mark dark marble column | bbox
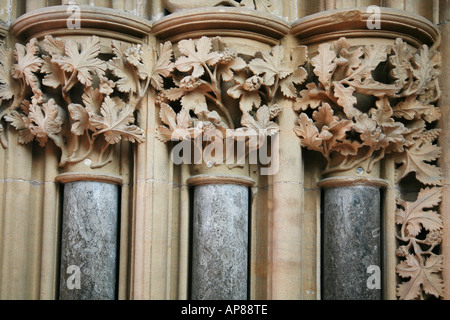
[320,179,385,300]
[188,175,253,300]
[59,180,119,300]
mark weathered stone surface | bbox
[191,184,248,300]
[59,181,119,300]
[322,185,381,300]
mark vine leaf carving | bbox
[395,187,442,238]
[11,39,43,95]
[249,45,292,86]
[52,36,106,87]
[156,102,192,142]
[0,46,20,101]
[68,103,92,136]
[4,101,34,144]
[396,254,443,300]
[108,41,140,94]
[89,96,145,144]
[175,36,222,78]
[28,98,65,147]
[394,137,442,185]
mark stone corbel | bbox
[292,8,443,300]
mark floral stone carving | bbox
[293,37,443,300]
[0,35,171,168]
[293,37,441,179]
[155,36,307,168]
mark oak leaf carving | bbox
[310,43,336,88]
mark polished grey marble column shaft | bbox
[59,181,119,300]
[322,185,381,300]
[191,184,249,300]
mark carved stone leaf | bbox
[294,83,325,112]
[89,96,145,144]
[381,121,408,153]
[11,38,43,93]
[41,55,65,89]
[395,187,442,237]
[227,73,261,113]
[395,139,442,185]
[370,96,393,123]
[28,99,65,146]
[389,38,413,86]
[310,42,337,87]
[68,103,91,135]
[82,87,103,114]
[4,102,34,144]
[175,37,222,78]
[0,46,20,100]
[217,52,246,82]
[348,77,399,97]
[312,103,339,128]
[323,119,355,155]
[53,36,106,87]
[280,67,307,99]
[411,45,436,94]
[248,45,291,86]
[360,44,389,78]
[396,254,444,300]
[293,113,322,152]
[156,102,192,142]
[150,41,175,90]
[354,114,381,148]
[241,105,279,134]
[180,91,209,115]
[108,41,139,93]
[333,82,359,118]
[393,95,440,123]
[42,35,65,57]
[338,46,364,77]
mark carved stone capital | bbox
[153,34,307,173]
[293,36,441,182]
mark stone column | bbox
[188,174,254,300]
[319,177,387,300]
[57,174,122,300]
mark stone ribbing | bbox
[191,183,249,300]
[322,185,381,300]
[59,181,119,300]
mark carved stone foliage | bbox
[155,36,307,167]
[395,187,444,300]
[292,37,443,300]
[293,37,441,178]
[0,35,170,168]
